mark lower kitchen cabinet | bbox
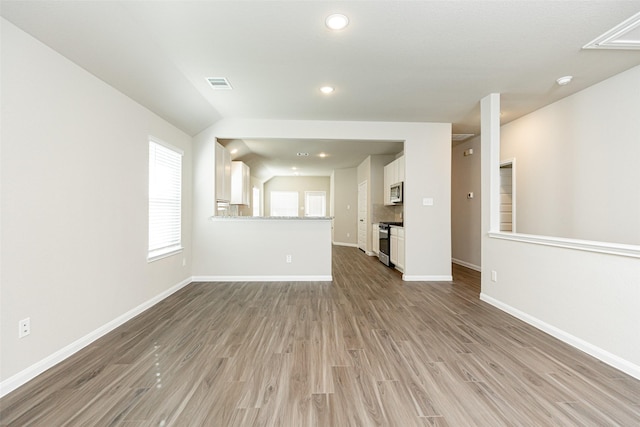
[390,226,405,271]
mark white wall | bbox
[451,137,482,270]
[480,68,640,379]
[332,168,358,246]
[500,66,640,246]
[193,219,332,280]
[192,119,452,280]
[0,20,193,390]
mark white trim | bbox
[480,293,640,380]
[488,231,640,259]
[147,246,183,263]
[0,277,192,398]
[333,241,358,248]
[148,135,184,156]
[192,275,332,282]
[402,275,453,282]
[451,258,481,272]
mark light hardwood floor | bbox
[2,246,639,426]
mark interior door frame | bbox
[357,180,368,252]
[500,158,516,233]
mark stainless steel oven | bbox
[378,222,402,267]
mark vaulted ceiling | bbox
[3,1,639,179]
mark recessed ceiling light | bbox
[319,153,327,158]
[325,14,349,30]
[230,148,238,154]
[292,166,297,170]
[320,86,335,94]
[556,75,573,86]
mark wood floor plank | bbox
[1,245,639,426]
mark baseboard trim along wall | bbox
[402,275,453,282]
[332,241,358,248]
[480,293,640,381]
[451,258,481,272]
[191,275,332,282]
[0,277,193,398]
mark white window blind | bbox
[305,191,326,217]
[270,191,298,217]
[148,139,183,261]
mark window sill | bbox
[488,232,640,259]
[148,246,183,263]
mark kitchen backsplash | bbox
[372,203,403,224]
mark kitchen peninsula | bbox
[195,216,333,281]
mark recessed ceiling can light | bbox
[325,14,349,30]
[320,86,335,94]
[319,153,327,158]
[556,75,573,86]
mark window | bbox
[148,138,183,261]
[305,191,326,217]
[270,191,298,217]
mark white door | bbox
[358,181,368,252]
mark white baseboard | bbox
[452,258,481,272]
[402,275,453,282]
[0,277,193,398]
[333,241,358,248]
[480,293,640,381]
[192,275,332,282]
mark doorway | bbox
[500,159,516,233]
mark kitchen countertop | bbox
[210,216,333,221]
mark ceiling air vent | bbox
[452,134,474,142]
[583,11,640,50]
[206,77,233,90]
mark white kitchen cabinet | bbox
[390,229,398,264]
[215,142,231,202]
[397,156,405,182]
[231,161,250,205]
[390,226,405,271]
[384,155,405,205]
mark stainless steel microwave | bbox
[390,182,403,204]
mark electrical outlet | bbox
[286,254,292,263]
[491,270,498,282]
[19,317,30,338]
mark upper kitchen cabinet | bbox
[384,155,405,205]
[215,142,231,202]
[231,161,251,205]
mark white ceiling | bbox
[2,1,640,180]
